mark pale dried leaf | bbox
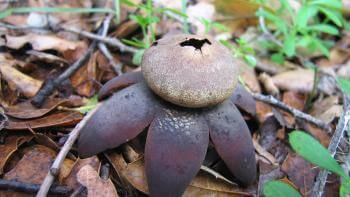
[0,64,42,98]
[77,165,119,197]
[272,69,314,93]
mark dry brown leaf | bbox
[281,91,306,125]
[240,64,261,93]
[258,161,284,194]
[256,101,273,123]
[5,111,83,130]
[310,96,339,116]
[4,145,73,184]
[317,105,343,124]
[253,138,278,166]
[0,64,42,98]
[63,156,100,190]
[71,51,102,97]
[77,165,119,197]
[272,69,314,93]
[5,34,85,54]
[0,136,32,175]
[214,0,259,33]
[120,158,248,196]
[303,123,330,147]
[281,153,318,196]
[5,98,68,119]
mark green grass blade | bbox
[0,7,114,19]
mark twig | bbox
[0,22,138,54]
[311,94,350,197]
[31,39,97,107]
[97,15,122,74]
[60,25,138,53]
[36,103,102,197]
[252,93,332,132]
[0,179,71,195]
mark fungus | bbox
[142,34,239,108]
[78,34,257,196]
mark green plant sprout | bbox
[221,38,257,67]
[264,130,350,197]
[256,0,348,64]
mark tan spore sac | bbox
[141,34,239,108]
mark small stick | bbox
[0,22,137,54]
[61,25,138,53]
[31,41,97,107]
[97,14,122,74]
[311,95,350,197]
[252,93,332,132]
[36,104,102,197]
[0,179,71,195]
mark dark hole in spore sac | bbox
[179,38,211,51]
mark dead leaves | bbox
[4,145,73,184]
[0,136,32,174]
[77,165,119,197]
[0,64,42,98]
[272,69,315,93]
[5,98,68,119]
[5,34,86,57]
[6,111,82,130]
[112,157,250,196]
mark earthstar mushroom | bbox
[78,34,257,197]
[142,34,239,108]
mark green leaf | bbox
[129,14,148,26]
[132,49,145,65]
[337,76,350,95]
[121,0,138,7]
[243,55,257,67]
[295,6,311,29]
[263,181,301,197]
[340,180,350,197]
[289,131,347,178]
[312,38,330,57]
[114,0,121,24]
[283,33,295,57]
[212,22,229,32]
[0,7,114,19]
[310,0,343,10]
[318,7,342,27]
[121,38,145,48]
[307,24,339,35]
[74,95,99,114]
[271,53,285,64]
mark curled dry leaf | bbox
[0,64,42,98]
[253,137,278,166]
[4,145,74,184]
[5,111,83,130]
[63,156,100,190]
[0,136,32,174]
[77,165,119,197]
[119,158,249,196]
[5,34,85,54]
[272,69,314,93]
[5,98,68,119]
